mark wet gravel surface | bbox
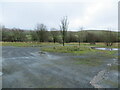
[2,46,118,88]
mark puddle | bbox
[107,63,112,66]
[91,47,119,51]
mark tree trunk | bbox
[54,38,56,44]
[79,41,80,46]
[63,38,64,46]
[63,40,64,46]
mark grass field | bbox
[1,42,118,47]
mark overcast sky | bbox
[0,0,119,31]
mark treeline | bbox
[1,25,119,46]
[1,16,119,46]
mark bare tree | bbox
[60,16,69,46]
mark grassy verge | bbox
[42,46,91,54]
[1,42,118,48]
[65,43,118,48]
[42,45,117,56]
[1,42,59,47]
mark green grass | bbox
[65,43,118,48]
[42,45,117,56]
[1,42,59,47]
[1,42,118,48]
[42,46,91,54]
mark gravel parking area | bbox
[2,46,118,88]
